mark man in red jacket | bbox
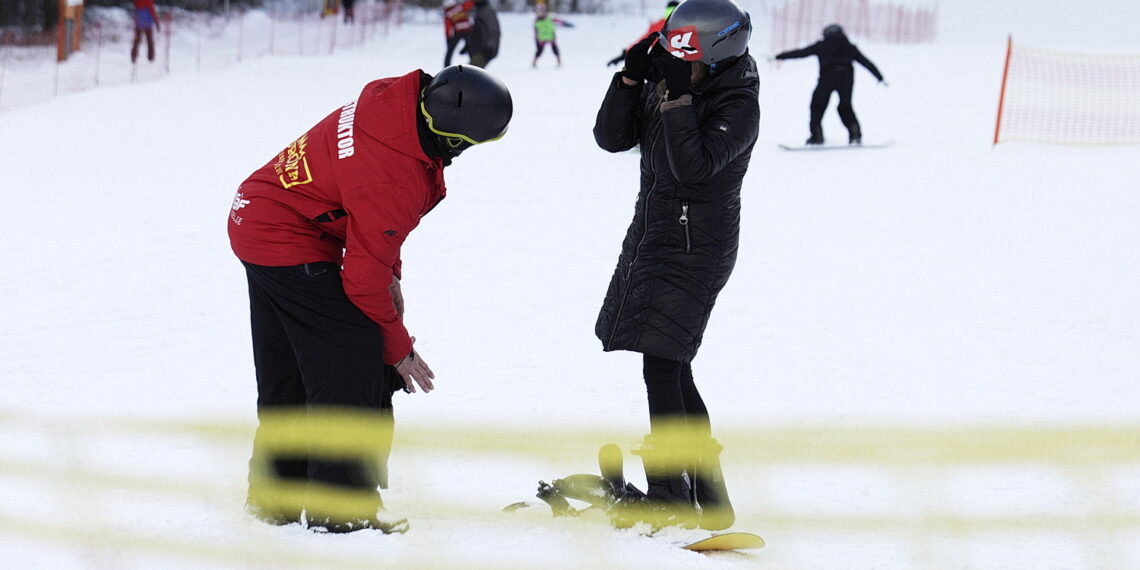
[229,65,512,533]
[443,0,474,67]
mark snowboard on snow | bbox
[682,531,765,551]
[502,443,765,552]
[779,140,893,151]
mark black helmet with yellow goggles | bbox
[420,65,513,158]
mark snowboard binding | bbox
[528,440,734,531]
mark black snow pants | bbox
[809,66,862,142]
[242,261,398,522]
[444,33,468,67]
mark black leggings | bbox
[642,354,710,436]
[535,41,560,59]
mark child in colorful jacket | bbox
[532,3,573,68]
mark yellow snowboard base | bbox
[682,531,765,552]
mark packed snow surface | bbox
[2,1,1139,568]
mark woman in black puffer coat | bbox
[594,56,759,365]
[592,0,759,531]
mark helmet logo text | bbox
[666,26,702,61]
[718,20,742,37]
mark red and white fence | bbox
[768,0,938,54]
[993,37,1140,146]
[0,1,400,113]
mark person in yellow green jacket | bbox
[532,3,573,68]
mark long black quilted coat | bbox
[593,56,760,363]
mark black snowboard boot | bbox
[609,435,698,529]
[692,437,735,530]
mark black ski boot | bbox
[303,487,409,534]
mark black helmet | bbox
[420,65,513,147]
[822,23,845,38]
[659,0,751,65]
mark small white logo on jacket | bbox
[230,190,251,225]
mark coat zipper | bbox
[680,201,691,254]
[607,112,662,348]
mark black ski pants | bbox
[643,354,711,437]
[243,261,397,519]
[809,67,862,141]
[444,33,468,67]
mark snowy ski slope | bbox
[2,2,1139,568]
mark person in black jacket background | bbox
[776,23,886,145]
[592,0,759,531]
[466,0,500,68]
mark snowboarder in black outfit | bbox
[592,0,758,531]
[775,24,885,145]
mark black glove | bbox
[621,35,656,83]
[606,51,626,67]
[653,51,692,99]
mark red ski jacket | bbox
[228,70,446,365]
[444,1,475,38]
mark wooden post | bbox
[56,0,85,62]
[993,36,1013,146]
[0,31,9,109]
[163,12,172,74]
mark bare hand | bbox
[394,337,434,393]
